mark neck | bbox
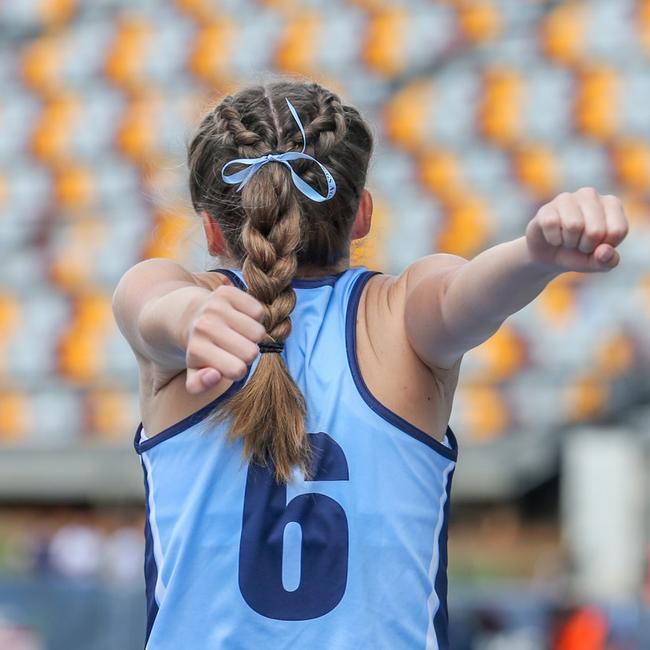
[294,258,351,279]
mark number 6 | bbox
[238,432,349,620]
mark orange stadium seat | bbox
[85,389,139,441]
[0,294,22,377]
[540,1,588,66]
[436,193,493,259]
[456,0,501,45]
[142,206,195,261]
[30,94,81,163]
[56,293,114,383]
[0,391,30,443]
[114,93,163,163]
[611,140,650,190]
[362,8,409,77]
[21,35,65,94]
[595,331,636,378]
[478,67,525,146]
[419,149,463,201]
[105,18,154,90]
[512,144,562,200]
[384,81,435,152]
[456,383,511,442]
[37,0,77,27]
[573,65,620,141]
[53,164,95,209]
[565,372,610,422]
[275,12,323,74]
[471,325,529,382]
[535,273,581,328]
[188,19,238,83]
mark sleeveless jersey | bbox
[133,266,458,650]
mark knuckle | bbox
[208,292,228,311]
[213,285,235,303]
[564,219,583,233]
[540,210,560,227]
[584,227,605,241]
[192,315,211,335]
[577,186,599,198]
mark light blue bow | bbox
[221,98,337,203]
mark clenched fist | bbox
[185,284,267,394]
[526,187,629,273]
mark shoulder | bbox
[364,254,467,317]
[112,260,229,315]
[361,255,467,379]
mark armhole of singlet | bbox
[345,270,458,462]
[133,364,252,454]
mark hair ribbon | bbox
[221,99,337,203]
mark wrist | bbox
[517,235,565,278]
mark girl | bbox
[112,80,628,650]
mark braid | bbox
[303,88,347,157]
[211,106,310,482]
[240,169,301,342]
[188,79,374,483]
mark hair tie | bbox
[221,98,337,203]
[258,341,284,354]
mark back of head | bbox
[187,80,374,483]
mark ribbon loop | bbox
[221,99,337,203]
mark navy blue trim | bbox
[141,459,159,645]
[345,271,459,462]
[133,365,251,454]
[208,268,247,290]
[290,270,348,288]
[433,467,455,649]
[208,267,350,289]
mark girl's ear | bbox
[351,189,372,240]
[200,211,229,256]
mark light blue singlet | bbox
[134,265,458,650]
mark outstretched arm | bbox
[112,258,266,394]
[403,188,629,370]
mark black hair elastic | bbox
[258,341,284,354]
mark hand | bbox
[525,187,628,273]
[185,285,266,394]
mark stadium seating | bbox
[1,0,649,454]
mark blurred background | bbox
[1,0,650,648]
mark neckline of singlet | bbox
[208,267,350,289]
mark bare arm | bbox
[112,258,266,393]
[403,188,629,370]
[112,258,212,368]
